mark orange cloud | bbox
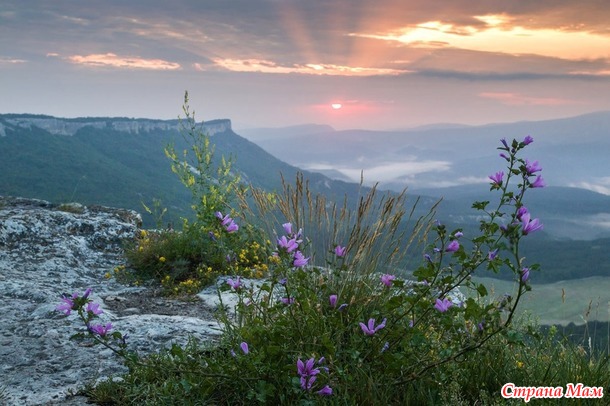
[212,58,406,76]
[479,92,576,106]
[353,15,610,60]
[67,53,181,70]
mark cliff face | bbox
[0,115,232,137]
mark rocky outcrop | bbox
[0,115,232,137]
[0,197,223,405]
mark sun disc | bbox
[331,103,342,109]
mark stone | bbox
[0,197,221,405]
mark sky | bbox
[2,0,610,130]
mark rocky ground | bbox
[0,197,223,405]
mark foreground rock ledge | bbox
[0,197,221,405]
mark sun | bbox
[331,103,342,110]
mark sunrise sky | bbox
[2,0,610,129]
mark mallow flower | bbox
[489,171,504,186]
[334,245,347,257]
[434,298,453,313]
[240,342,249,354]
[282,222,293,235]
[525,159,542,175]
[488,249,499,260]
[293,251,309,267]
[381,274,395,287]
[520,212,543,235]
[329,294,338,308]
[359,318,387,336]
[317,385,333,396]
[523,135,534,145]
[226,276,242,290]
[86,302,103,316]
[445,240,460,252]
[521,267,530,283]
[277,236,299,253]
[89,322,113,336]
[530,175,545,188]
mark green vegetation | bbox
[54,109,610,405]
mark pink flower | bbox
[359,318,387,336]
[293,251,309,267]
[227,277,242,290]
[277,236,299,253]
[445,240,460,252]
[530,175,545,188]
[86,302,103,316]
[380,274,395,287]
[333,245,347,257]
[89,322,113,336]
[434,298,453,313]
[240,342,249,354]
[521,212,543,235]
[489,171,504,186]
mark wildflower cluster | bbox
[58,135,547,404]
[56,288,129,359]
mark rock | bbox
[0,197,221,405]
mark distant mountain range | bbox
[239,111,610,196]
[1,112,609,283]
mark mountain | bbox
[2,113,610,283]
[0,114,422,227]
[238,111,610,195]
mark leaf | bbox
[476,283,488,297]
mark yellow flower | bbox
[140,230,148,238]
[516,361,524,368]
[159,256,166,263]
[139,246,144,252]
[104,272,112,279]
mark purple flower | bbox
[521,212,543,235]
[282,222,293,235]
[301,376,317,391]
[488,249,499,260]
[359,318,387,336]
[280,297,295,305]
[516,206,529,220]
[424,253,432,263]
[525,159,542,175]
[240,341,249,354]
[454,231,464,238]
[224,220,239,233]
[337,303,348,311]
[208,231,217,241]
[278,277,287,286]
[82,288,92,299]
[86,302,103,316]
[227,276,242,290]
[445,240,460,252]
[530,175,545,188]
[500,152,510,161]
[329,294,338,308]
[293,251,309,267]
[297,358,320,376]
[317,385,333,396]
[277,236,299,253]
[334,245,347,257]
[434,298,453,313]
[489,171,504,186]
[89,322,112,336]
[521,267,530,283]
[56,296,76,315]
[381,274,395,287]
[523,135,534,145]
[500,138,509,149]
